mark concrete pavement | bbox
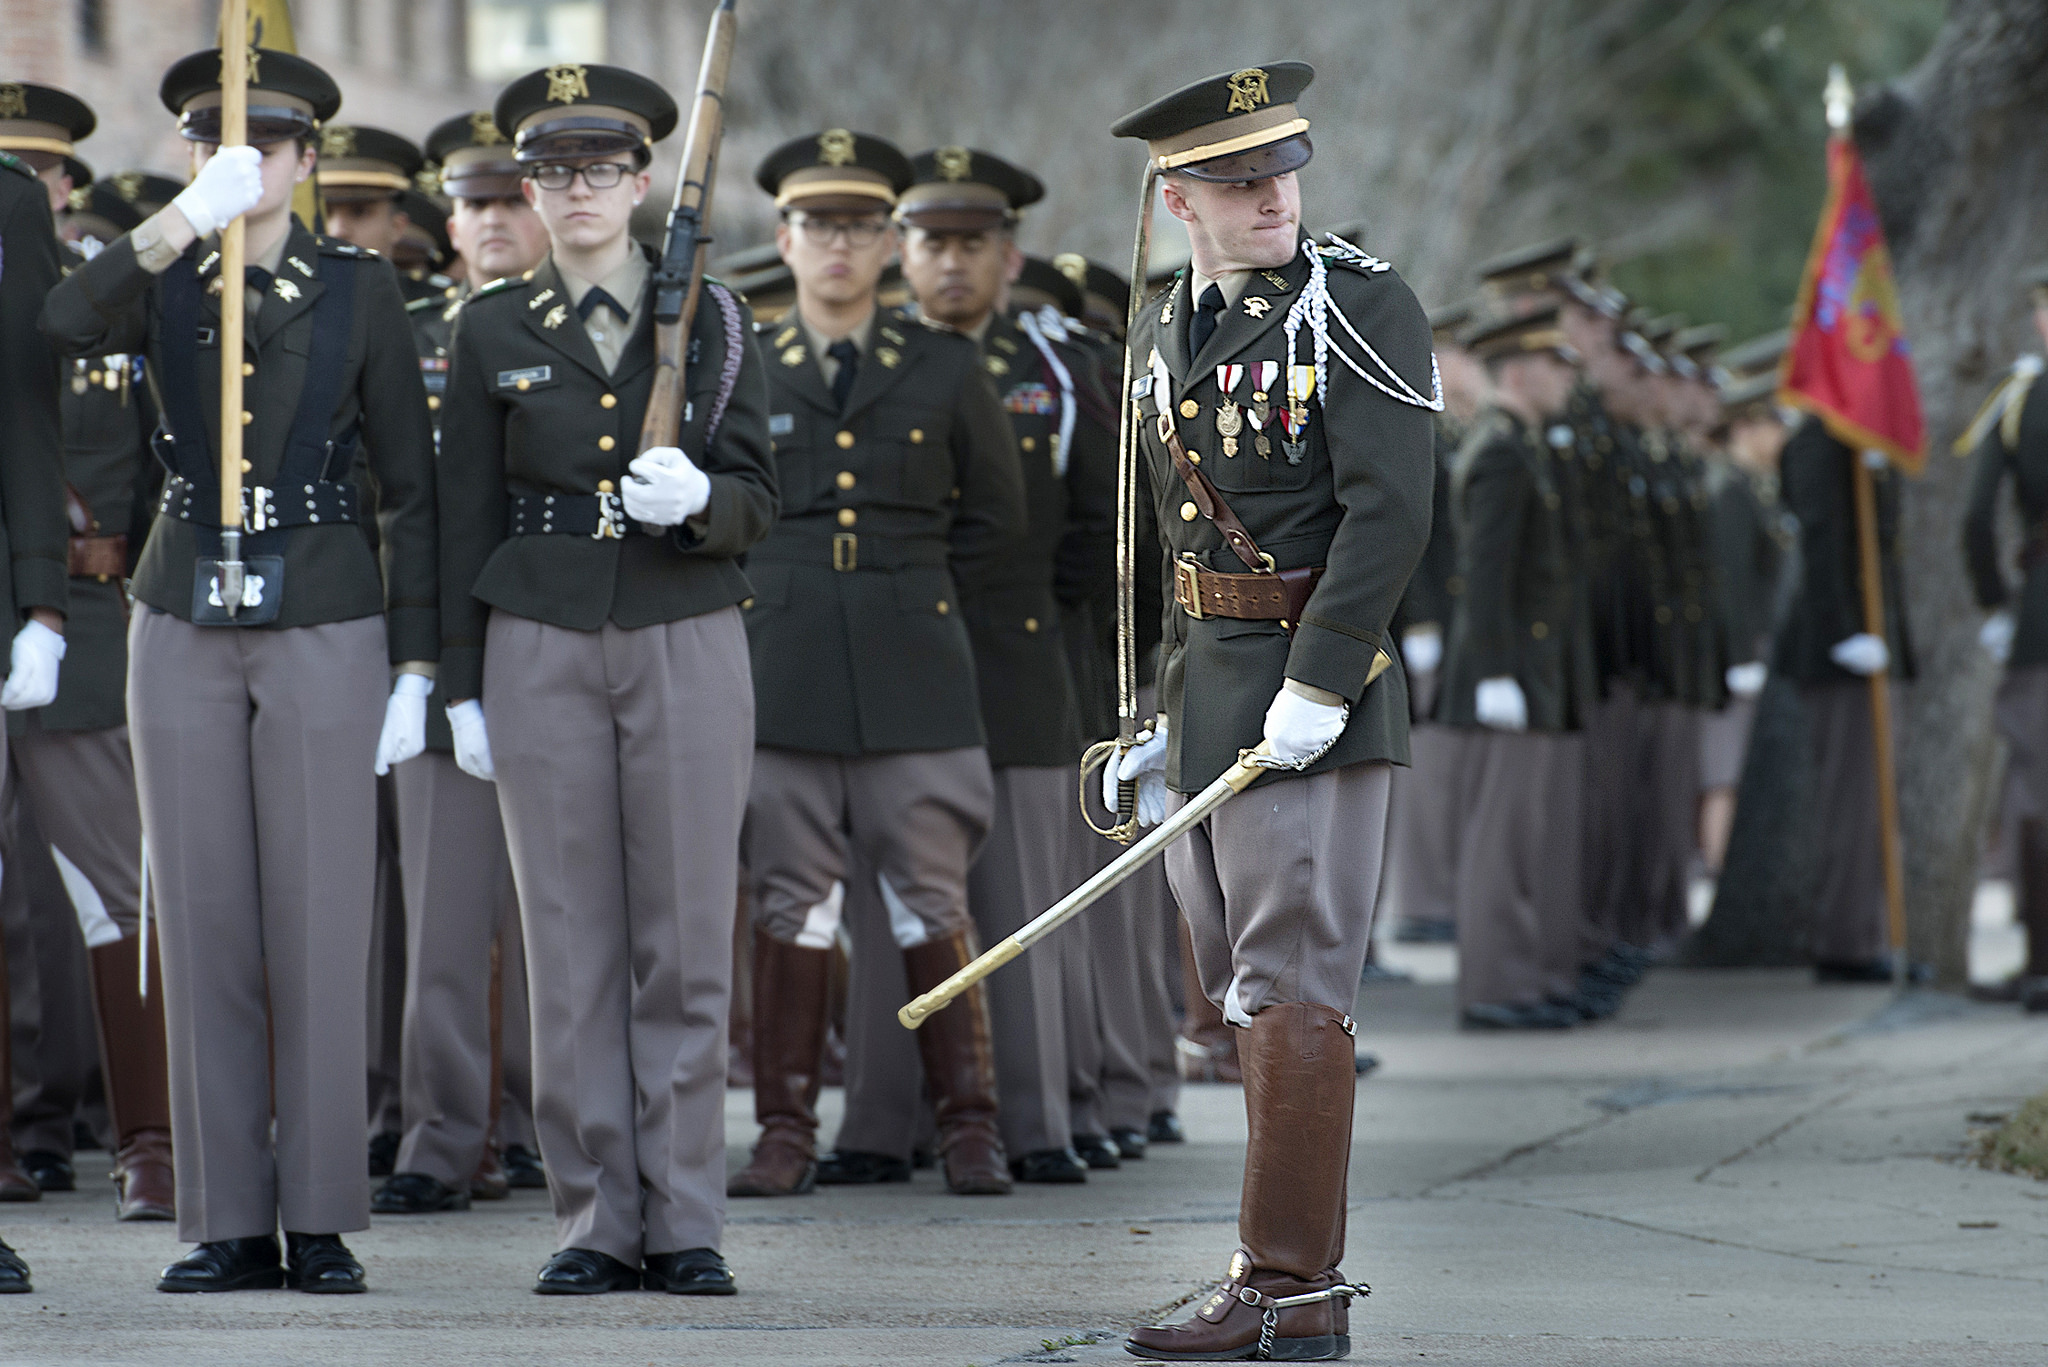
[2,969,2043,1366]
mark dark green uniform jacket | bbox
[1964,369,2048,668]
[1392,415,1459,641]
[411,285,462,749]
[1439,409,1596,732]
[437,248,779,703]
[1773,415,1913,685]
[961,308,1115,769]
[0,156,72,636]
[1566,383,1644,692]
[744,305,1025,757]
[1708,458,1789,668]
[16,242,160,737]
[1132,241,1435,792]
[41,220,438,663]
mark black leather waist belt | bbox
[750,534,950,573]
[507,491,645,540]
[159,475,358,532]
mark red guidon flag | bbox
[1779,132,1926,473]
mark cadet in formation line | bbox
[0,44,2036,1365]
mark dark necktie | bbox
[1189,283,1225,359]
[578,286,628,322]
[828,338,859,409]
[244,266,274,303]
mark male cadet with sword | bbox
[42,39,438,1294]
[0,83,175,1220]
[905,62,1435,1359]
[373,110,553,1216]
[730,130,1025,1201]
[438,24,777,1292]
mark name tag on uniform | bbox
[769,413,794,437]
[495,365,551,390]
[1130,375,1153,401]
[195,326,217,346]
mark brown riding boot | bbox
[2018,819,2048,1013]
[0,931,42,1203]
[1175,918,1241,1083]
[87,937,175,1221]
[903,933,1011,1195]
[1128,1001,1364,1362]
[727,930,832,1196]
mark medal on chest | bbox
[1244,361,1278,459]
[1282,364,1315,465]
[1214,364,1244,456]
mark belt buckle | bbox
[833,531,858,572]
[1175,554,1204,619]
[240,485,274,534]
[592,491,627,540]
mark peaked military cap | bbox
[1427,299,1476,344]
[1112,61,1313,182]
[0,82,94,172]
[161,47,341,144]
[1463,305,1574,364]
[314,125,423,203]
[755,130,913,212]
[1719,329,1789,382]
[1475,237,1580,299]
[1011,256,1086,319]
[1675,323,1726,364]
[897,147,1041,231]
[1719,372,1786,421]
[494,63,677,166]
[1053,252,1129,334]
[426,109,522,200]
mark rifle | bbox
[637,0,739,456]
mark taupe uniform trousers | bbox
[1996,665,2048,818]
[1803,681,1889,964]
[392,750,533,1184]
[485,608,752,1265]
[1166,762,1391,1021]
[1385,723,1467,935]
[129,610,386,1242]
[1449,730,1585,1009]
[1583,693,1697,957]
[832,858,925,1160]
[1071,771,1163,1138]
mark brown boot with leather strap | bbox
[727,930,833,1197]
[903,933,1012,1195]
[1128,1001,1365,1361]
[87,937,176,1221]
[0,936,43,1204]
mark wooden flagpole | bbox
[216,1,250,614]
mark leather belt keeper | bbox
[68,534,127,580]
[1175,556,1324,626]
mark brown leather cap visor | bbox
[1172,132,1312,184]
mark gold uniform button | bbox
[87,369,101,384]
[600,393,617,409]
[427,395,441,411]
[837,508,857,527]
[1655,606,1674,624]
[1180,501,1198,522]
[598,480,615,493]
[1024,617,1039,633]
[836,430,856,449]
[1531,622,1549,639]
[241,410,253,425]
[909,428,925,444]
[1021,436,1037,452]
[516,377,531,391]
[97,574,110,583]
[241,362,255,377]
[836,471,856,490]
[1179,399,1200,419]
[741,597,755,609]
[240,459,252,473]
[936,600,950,614]
[598,435,615,451]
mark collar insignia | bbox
[1261,270,1291,292]
[876,345,901,369]
[780,344,806,366]
[1243,296,1272,319]
[542,302,568,329]
[528,287,556,311]
[774,326,799,348]
[288,255,314,277]
[274,277,301,302]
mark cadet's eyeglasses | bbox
[789,213,888,247]
[529,162,633,192]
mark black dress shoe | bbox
[503,1144,547,1189]
[1110,1127,1148,1161]
[157,1236,284,1293]
[372,1171,471,1214]
[1355,1050,1381,1077]
[643,1247,735,1295]
[0,1240,29,1294]
[21,1151,74,1193]
[284,1233,365,1294]
[534,1247,639,1295]
[1461,1001,1578,1031]
[1009,1148,1087,1183]
[366,1131,400,1178]
[1147,1111,1185,1144]
[1393,917,1457,944]
[1072,1133,1120,1170]
[814,1149,911,1185]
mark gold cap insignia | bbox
[217,47,262,87]
[1053,252,1088,286]
[415,165,442,195]
[933,146,972,182]
[544,63,590,106]
[67,185,90,211]
[320,125,355,159]
[817,128,856,167]
[469,110,506,146]
[1225,68,1271,114]
[113,170,145,202]
[0,84,25,120]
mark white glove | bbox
[447,699,496,783]
[1263,684,1349,766]
[172,145,264,238]
[373,673,433,776]
[1474,675,1528,731]
[1400,625,1443,677]
[1725,661,1768,699]
[1830,633,1890,677]
[1105,720,1170,829]
[621,446,711,528]
[1981,609,2016,664]
[0,620,65,711]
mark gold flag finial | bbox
[1824,64,1853,133]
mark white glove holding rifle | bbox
[622,446,710,528]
